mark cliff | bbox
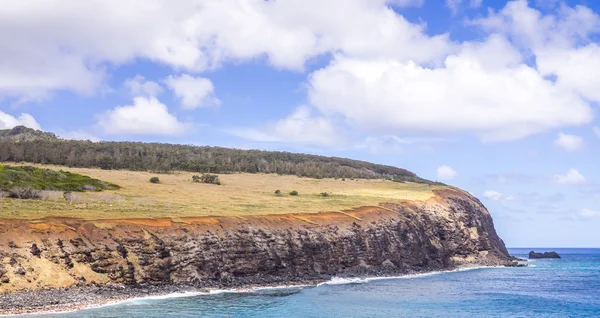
[0,188,509,313]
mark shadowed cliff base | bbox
[0,188,509,314]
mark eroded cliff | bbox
[0,188,508,312]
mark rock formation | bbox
[0,188,509,313]
[529,251,561,259]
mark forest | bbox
[0,126,433,182]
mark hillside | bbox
[0,163,444,220]
[0,127,429,181]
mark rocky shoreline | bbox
[1,264,505,316]
[0,189,511,315]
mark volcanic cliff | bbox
[0,188,509,313]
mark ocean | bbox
[38,248,600,317]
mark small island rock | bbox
[529,251,561,259]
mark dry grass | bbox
[0,163,445,220]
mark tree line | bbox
[0,127,430,182]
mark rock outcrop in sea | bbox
[0,188,510,314]
[529,251,561,259]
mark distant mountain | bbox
[0,126,58,142]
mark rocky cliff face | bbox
[0,188,508,296]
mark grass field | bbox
[0,163,445,220]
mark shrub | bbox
[199,173,221,185]
[8,187,41,199]
[289,190,299,196]
[150,177,160,184]
[320,192,329,197]
[274,190,282,196]
[192,175,201,183]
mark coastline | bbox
[0,265,503,316]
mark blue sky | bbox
[1,0,600,247]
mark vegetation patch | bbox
[192,174,221,185]
[149,177,160,184]
[0,165,119,193]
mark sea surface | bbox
[38,248,600,317]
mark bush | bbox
[289,190,299,196]
[199,173,221,185]
[274,189,282,196]
[8,187,41,199]
[192,175,201,183]
[150,177,160,184]
[320,192,329,197]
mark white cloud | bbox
[0,0,452,101]
[4,0,600,146]
[57,130,101,142]
[97,96,189,136]
[483,190,515,202]
[554,168,586,185]
[308,51,592,141]
[358,135,444,154]
[0,111,41,130]
[554,132,584,151]
[164,74,220,109]
[229,107,340,147]
[580,209,600,218]
[594,126,600,138]
[437,165,457,180]
[124,75,163,97]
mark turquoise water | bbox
[46,248,600,317]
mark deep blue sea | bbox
[40,248,600,317]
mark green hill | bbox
[0,127,431,182]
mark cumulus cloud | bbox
[437,165,457,180]
[97,97,189,136]
[483,190,515,202]
[124,75,163,97]
[4,0,600,146]
[594,126,600,138]
[554,169,586,185]
[0,0,451,101]
[554,132,584,151]
[229,107,340,147]
[308,39,592,142]
[0,111,41,130]
[164,74,220,109]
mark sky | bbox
[1,0,600,247]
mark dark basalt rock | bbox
[0,189,511,314]
[529,251,561,259]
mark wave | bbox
[4,266,508,316]
[318,265,506,286]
